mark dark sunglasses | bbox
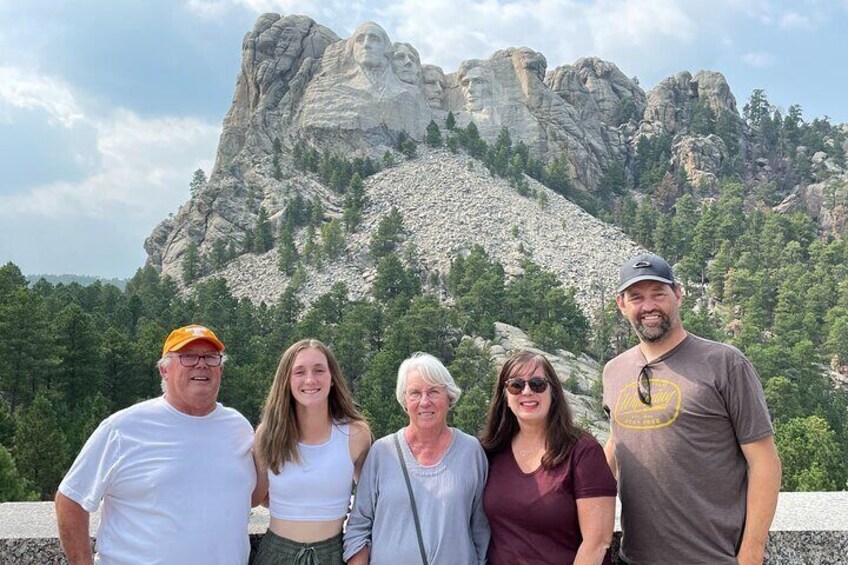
[637,365,651,405]
[505,377,549,395]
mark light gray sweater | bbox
[343,428,490,565]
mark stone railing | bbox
[1,492,845,564]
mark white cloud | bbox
[742,51,775,68]
[0,110,219,219]
[0,66,84,127]
[779,11,813,30]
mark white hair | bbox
[395,352,462,407]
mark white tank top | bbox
[268,422,355,521]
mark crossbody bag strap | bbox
[394,432,429,565]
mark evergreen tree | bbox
[54,304,102,409]
[343,173,368,232]
[425,120,442,147]
[542,156,573,197]
[210,239,229,270]
[446,111,456,131]
[0,289,56,410]
[776,416,844,491]
[277,223,299,275]
[13,392,69,499]
[369,207,406,260]
[400,138,418,159]
[372,253,419,303]
[321,219,345,259]
[597,162,626,199]
[100,327,144,410]
[689,99,717,135]
[189,168,207,200]
[253,207,274,253]
[182,241,200,285]
[0,446,36,502]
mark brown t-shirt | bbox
[602,334,774,565]
[483,434,617,565]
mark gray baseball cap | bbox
[617,253,675,293]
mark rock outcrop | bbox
[672,134,727,188]
[145,13,757,317]
[185,148,641,314]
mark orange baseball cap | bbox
[162,325,225,356]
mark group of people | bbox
[55,252,781,565]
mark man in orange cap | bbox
[55,324,256,565]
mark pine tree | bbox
[189,168,207,200]
[0,446,36,502]
[0,288,56,410]
[13,392,70,499]
[343,173,368,232]
[425,120,442,147]
[446,111,456,131]
[54,304,102,409]
[182,241,200,285]
[369,207,406,260]
[277,223,299,275]
[321,219,345,259]
[253,207,274,253]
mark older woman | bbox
[480,350,616,565]
[344,353,490,565]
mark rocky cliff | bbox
[144,13,773,312]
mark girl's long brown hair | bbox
[256,339,364,474]
[479,350,584,469]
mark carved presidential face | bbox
[516,48,546,81]
[352,22,390,70]
[460,66,492,112]
[421,65,445,109]
[392,43,422,85]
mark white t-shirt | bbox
[59,396,256,565]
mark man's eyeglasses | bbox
[505,377,549,395]
[405,388,445,402]
[637,365,651,405]
[177,353,223,367]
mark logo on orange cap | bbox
[162,325,225,356]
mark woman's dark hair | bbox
[479,350,584,469]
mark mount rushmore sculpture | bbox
[213,13,737,193]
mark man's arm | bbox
[55,492,93,565]
[737,436,781,565]
[603,431,618,480]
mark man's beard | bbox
[633,311,673,343]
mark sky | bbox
[1,0,847,279]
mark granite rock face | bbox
[672,134,727,189]
[145,13,750,318]
[185,148,642,316]
[776,173,848,237]
[642,70,737,135]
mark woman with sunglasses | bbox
[252,339,371,565]
[480,350,616,565]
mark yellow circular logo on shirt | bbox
[613,379,681,430]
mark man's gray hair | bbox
[395,352,462,407]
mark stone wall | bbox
[2,493,845,564]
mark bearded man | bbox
[602,253,781,565]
